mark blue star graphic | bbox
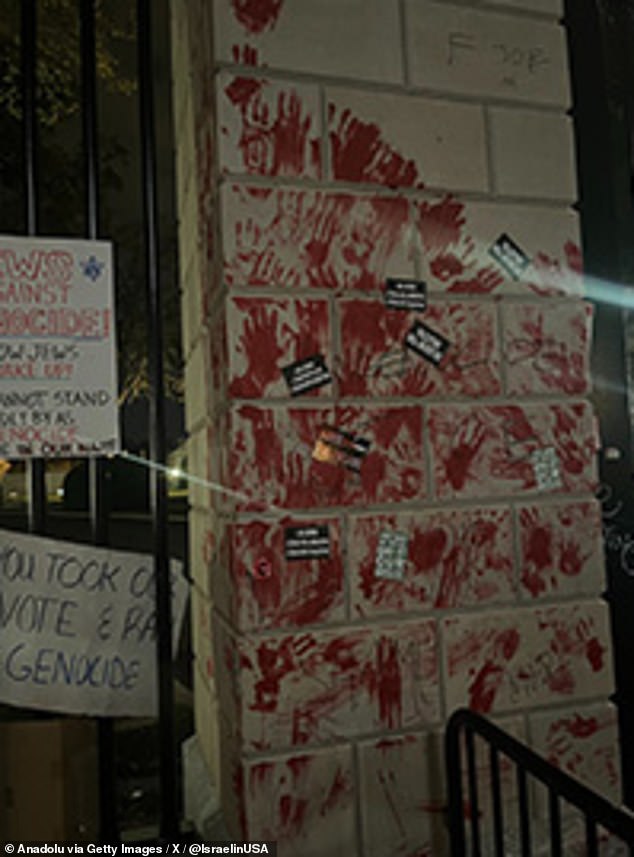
[81,255,105,282]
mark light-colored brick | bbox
[228,516,345,630]
[405,0,570,106]
[227,296,333,400]
[416,196,582,296]
[517,500,604,599]
[238,620,441,750]
[443,602,614,713]
[244,747,356,857]
[358,733,447,857]
[213,0,402,84]
[222,183,415,291]
[327,87,488,192]
[185,335,209,431]
[502,300,593,396]
[192,583,215,681]
[486,0,562,15]
[530,704,621,803]
[217,72,322,179]
[428,401,598,500]
[189,506,215,596]
[337,297,501,398]
[228,403,426,511]
[489,107,577,201]
[348,507,515,617]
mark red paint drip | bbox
[330,108,419,188]
[376,636,402,728]
[468,629,520,713]
[279,794,308,833]
[586,637,605,672]
[320,768,350,816]
[231,0,284,34]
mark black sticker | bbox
[282,354,332,396]
[384,278,427,311]
[404,321,451,367]
[284,525,331,561]
[489,233,531,281]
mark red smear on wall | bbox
[279,794,308,833]
[231,301,285,396]
[319,768,350,816]
[417,197,505,293]
[252,638,297,712]
[586,637,605,672]
[375,637,402,728]
[231,0,284,34]
[329,106,419,188]
[225,78,319,177]
[468,629,520,712]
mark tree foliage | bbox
[0,0,182,406]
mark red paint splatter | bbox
[521,523,553,596]
[278,794,308,833]
[225,76,264,107]
[249,761,274,788]
[547,664,574,695]
[445,434,486,491]
[376,636,402,728]
[468,629,520,713]
[231,44,260,65]
[417,197,506,293]
[232,406,284,507]
[329,106,419,188]
[418,196,465,252]
[251,638,296,712]
[230,300,285,396]
[564,715,599,739]
[225,78,319,177]
[286,756,311,782]
[565,240,583,274]
[586,637,605,672]
[560,541,583,577]
[319,768,350,816]
[231,0,284,34]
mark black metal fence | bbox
[11,0,177,840]
[445,708,634,856]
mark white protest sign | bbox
[0,529,188,717]
[0,235,119,458]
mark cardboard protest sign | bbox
[0,529,188,717]
[0,235,119,458]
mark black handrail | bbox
[445,707,634,856]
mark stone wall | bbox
[171,1,620,854]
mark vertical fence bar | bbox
[466,729,482,857]
[137,0,178,839]
[489,746,505,857]
[79,0,117,841]
[549,789,562,857]
[21,0,46,533]
[585,815,599,857]
[517,766,531,857]
[445,715,468,857]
